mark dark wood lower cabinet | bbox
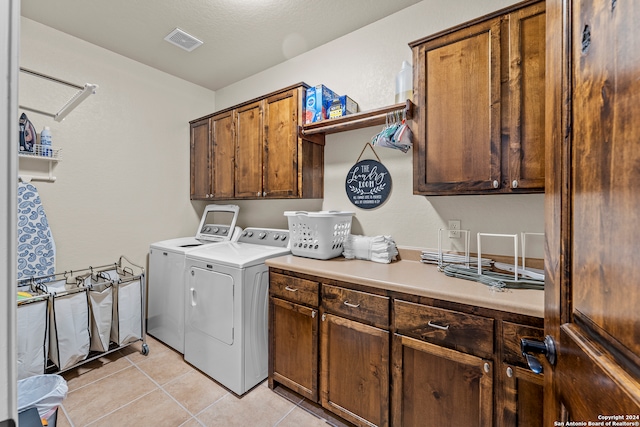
[320,313,390,427]
[268,267,544,427]
[500,364,544,427]
[269,297,318,402]
[392,334,493,427]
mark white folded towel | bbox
[343,234,398,264]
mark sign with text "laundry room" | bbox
[345,159,392,209]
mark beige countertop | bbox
[266,254,544,318]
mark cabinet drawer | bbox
[322,284,389,329]
[394,299,494,357]
[270,272,319,307]
[502,321,544,367]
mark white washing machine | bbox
[183,227,290,395]
[147,204,240,353]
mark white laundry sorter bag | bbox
[45,280,90,371]
[110,270,143,346]
[81,273,114,353]
[16,291,49,380]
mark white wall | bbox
[215,0,545,257]
[19,18,216,272]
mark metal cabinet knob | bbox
[484,363,490,373]
[506,366,513,378]
[512,180,519,188]
[493,180,499,189]
[257,192,261,197]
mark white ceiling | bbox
[20,0,422,91]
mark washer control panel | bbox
[239,228,290,248]
[200,224,230,236]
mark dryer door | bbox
[186,266,234,345]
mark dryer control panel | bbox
[239,228,289,248]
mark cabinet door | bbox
[235,100,263,198]
[500,364,543,427]
[392,334,493,427]
[507,2,546,191]
[190,118,211,199]
[413,17,502,194]
[269,297,319,402]
[320,313,389,427]
[210,111,235,199]
[263,88,300,198]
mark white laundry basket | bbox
[285,211,354,260]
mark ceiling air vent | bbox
[164,28,203,52]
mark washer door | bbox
[187,266,234,345]
[147,249,185,353]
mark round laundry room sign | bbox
[345,159,392,209]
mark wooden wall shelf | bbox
[300,100,414,137]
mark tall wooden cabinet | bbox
[543,0,640,421]
[410,0,545,195]
[189,83,324,200]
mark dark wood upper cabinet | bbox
[234,100,263,198]
[189,83,324,200]
[410,0,545,195]
[190,118,212,200]
[211,110,235,199]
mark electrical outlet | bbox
[448,220,461,238]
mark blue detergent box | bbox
[305,85,339,123]
[328,95,359,119]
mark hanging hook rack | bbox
[19,67,98,122]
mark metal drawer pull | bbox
[284,286,298,292]
[343,300,360,308]
[427,320,449,331]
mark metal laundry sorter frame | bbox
[16,255,148,377]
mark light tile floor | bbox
[56,335,349,427]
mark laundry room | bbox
[8,0,557,426]
[16,0,546,274]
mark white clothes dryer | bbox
[183,227,290,395]
[147,204,240,353]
